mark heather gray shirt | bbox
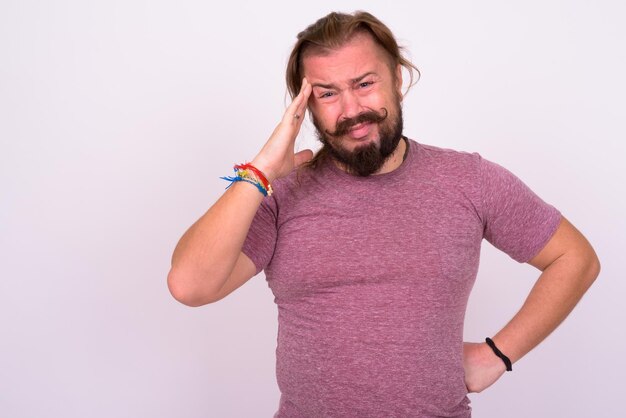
[243,140,561,418]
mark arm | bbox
[167,79,313,307]
[464,216,600,392]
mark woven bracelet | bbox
[220,163,273,197]
[485,337,513,372]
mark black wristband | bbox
[485,337,513,372]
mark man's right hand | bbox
[251,78,313,182]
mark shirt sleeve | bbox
[242,195,279,274]
[479,156,562,263]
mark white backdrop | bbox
[1,1,624,417]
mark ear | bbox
[395,64,403,97]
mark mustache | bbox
[324,108,388,137]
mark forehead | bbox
[302,33,393,83]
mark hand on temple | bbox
[252,78,313,182]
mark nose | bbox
[339,89,363,120]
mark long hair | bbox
[286,11,419,169]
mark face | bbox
[303,32,404,176]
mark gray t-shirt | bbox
[243,139,561,418]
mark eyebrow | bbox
[351,72,376,84]
[310,72,378,90]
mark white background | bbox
[1,1,624,417]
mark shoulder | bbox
[414,141,479,162]
[410,140,482,179]
[412,142,530,189]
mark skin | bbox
[167,32,600,395]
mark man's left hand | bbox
[463,342,507,393]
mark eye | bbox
[319,91,334,99]
[358,81,374,89]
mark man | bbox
[168,11,599,417]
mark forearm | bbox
[491,247,599,364]
[168,182,264,302]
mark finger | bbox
[294,149,314,167]
[283,78,311,125]
[290,83,311,126]
[293,79,312,122]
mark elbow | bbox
[574,244,601,292]
[167,267,220,307]
[167,268,201,307]
[585,251,601,285]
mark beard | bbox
[312,100,404,177]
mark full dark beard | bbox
[313,105,404,177]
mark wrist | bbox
[485,337,513,372]
[220,162,274,197]
[250,157,276,183]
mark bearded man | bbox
[168,11,599,418]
